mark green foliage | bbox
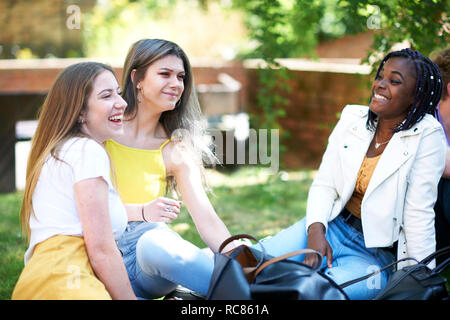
[232,0,324,59]
[231,0,448,154]
[234,0,449,61]
[318,0,368,40]
[82,0,246,59]
[231,0,326,159]
[360,0,449,64]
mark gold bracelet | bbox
[141,205,148,222]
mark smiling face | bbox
[81,70,127,143]
[369,57,417,124]
[136,54,185,113]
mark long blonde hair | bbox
[20,62,114,241]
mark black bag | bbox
[339,246,450,300]
[206,234,348,300]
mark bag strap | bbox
[218,234,267,271]
[339,257,419,289]
[253,249,323,278]
[218,234,263,253]
[433,256,450,274]
[341,246,450,288]
[420,246,450,267]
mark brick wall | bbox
[191,59,249,113]
[245,65,372,169]
[315,31,375,59]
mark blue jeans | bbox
[258,214,396,300]
[116,221,214,299]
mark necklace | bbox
[374,134,390,149]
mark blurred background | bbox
[0,0,448,299]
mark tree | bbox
[234,0,449,60]
[360,0,449,62]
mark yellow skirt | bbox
[12,235,111,300]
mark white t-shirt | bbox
[24,137,128,264]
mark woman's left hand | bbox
[142,197,181,223]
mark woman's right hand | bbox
[142,197,181,223]
[304,222,333,269]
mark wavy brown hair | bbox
[121,39,216,194]
[20,62,114,241]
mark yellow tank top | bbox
[345,154,381,219]
[104,139,170,204]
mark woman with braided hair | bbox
[257,48,446,299]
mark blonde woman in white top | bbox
[12,62,136,300]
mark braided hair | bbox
[367,48,443,132]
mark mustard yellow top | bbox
[345,154,381,219]
[104,139,170,204]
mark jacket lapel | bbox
[339,116,373,200]
[365,127,419,198]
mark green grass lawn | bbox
[0,167,312,300]
[1,166,448,299]
[0,192,27,300]
[170,167,314,246]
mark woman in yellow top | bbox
[105,39,235,299]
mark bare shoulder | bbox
[162,140,198,176]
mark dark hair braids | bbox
[367,48,443,132]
